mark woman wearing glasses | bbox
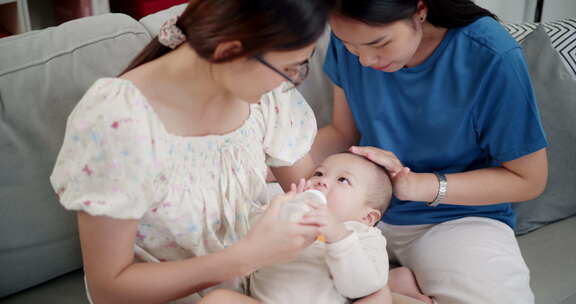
[49,0,331,303]
[313,0,547,303]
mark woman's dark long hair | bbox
[121,0,333,74]
[332,0,497,28]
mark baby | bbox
[200,153,431,304]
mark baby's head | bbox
[308,153,392,226]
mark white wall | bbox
[542,0,576,21]
[474,0,530,23]
[475,0,576,23]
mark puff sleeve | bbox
[50,79,160,219]
[261,84,318,167]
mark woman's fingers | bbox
[305,200,324,210]
[269,191,297,216]
[303,179,313,191]
[393,167,411,180]
[297,178,307,192]
[292,222,321,234]
[291,223,321,246]
[300,207,329,223]
[299,214,328,227]
[350,146,405,174]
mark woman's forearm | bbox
[411,149,547,205]
[89,241,257,304]
[410,166,547,206]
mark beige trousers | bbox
[378,217,534,304]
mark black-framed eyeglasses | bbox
[254,53,312,92]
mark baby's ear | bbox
[362,208,382,226]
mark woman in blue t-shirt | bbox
[312,0,547,303]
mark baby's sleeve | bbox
[326,222,389,299]
[50,79,159,219]
[261,84,318,167]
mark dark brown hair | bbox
[332,0,497,29]
[121,0,332,74]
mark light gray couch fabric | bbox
[0,13,150,297]
[1,7,575,304]
[512,25,576,235]
[0,271,87,304]
[519,216,576,304]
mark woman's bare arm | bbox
[79,193,320,304]
[311,85,360,164]
[79,212,258,304]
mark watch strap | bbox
[427,172,447,207]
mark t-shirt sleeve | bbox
[261,84,318,167]
[50,79,159,219]
[325,222,389,299]
[323,32,344,88]
[474,48,548,162]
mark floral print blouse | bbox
[50,78,316,302]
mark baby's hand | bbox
[290,178,308,194]
[300,203,351,243]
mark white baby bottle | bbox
[279,189,327,222]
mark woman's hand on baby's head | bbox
[349,146,406,176]
[349,146,417,201]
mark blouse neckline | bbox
[108,77,258,142]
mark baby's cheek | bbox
[326,196,344,212]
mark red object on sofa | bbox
[111,0,188,20]
[53,0,93,25]
[0,24,12,38]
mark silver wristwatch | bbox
[427,172,447,207]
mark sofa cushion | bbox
[511,25,576,235]
[0,270,88,304]
[517,216,576,304]
[298,27,334,128]
[504,18,576,78]
[0,14,150,297]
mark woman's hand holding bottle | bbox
[236,179,320,271]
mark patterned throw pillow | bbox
[503,18,576,77]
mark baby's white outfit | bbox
[250,221,389,304]
[50,78,317,303]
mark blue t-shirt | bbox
[323,17,547,228]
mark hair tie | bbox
[158,16,186,49]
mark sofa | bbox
[1,4,575,304]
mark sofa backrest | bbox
[0,13,150,297]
